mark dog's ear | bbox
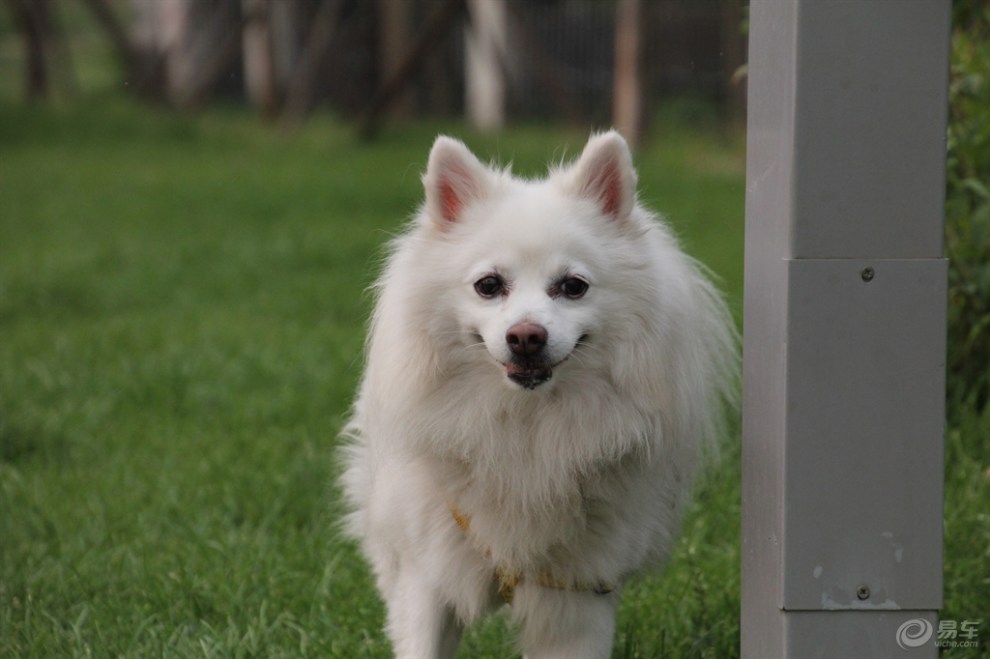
[423,136,490,227]
[567,130,637,220]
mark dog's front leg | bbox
[384,567,463,659]
[513,585,620,659]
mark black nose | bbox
[506,322,548,357]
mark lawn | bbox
[0,97,986,658]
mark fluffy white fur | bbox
[340,131,737,659]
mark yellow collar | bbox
[449,505,616,605]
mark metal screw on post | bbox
[857,585,871,601]
[861,267,875,282]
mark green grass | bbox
[0,97,986,658]
[942,403,990,658]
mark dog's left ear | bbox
[567,130,637,221]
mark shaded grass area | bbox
[0,100,389,657]
[1,98,985,658]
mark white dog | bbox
[340,131,736,658]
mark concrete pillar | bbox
[742,1,951,656]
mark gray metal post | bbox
[741,1,951,657]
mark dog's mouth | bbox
[504,360,556,390]
[500,335,588,390]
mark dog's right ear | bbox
[423,136,490,228]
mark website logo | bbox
[895,618,983,651]
[896,619,934,650]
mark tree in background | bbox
[5,0,77,102]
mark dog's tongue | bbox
[506,362,552,389]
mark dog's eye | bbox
[474,275,505,298]
[559,277,589,299]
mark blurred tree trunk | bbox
[131,0,242,108]
[156,0,193,103]
[83,0,162,99]
[128,0,197,104]
[7,0,78,102]
[7,0,53,101]
[359,0,466,139]
[270,1,303,99]
[242,0,278,117]
[465,0,506,131]
[248,0,307,116]
[377,0,414,118]
[128,0,169,99]
[281,0,344,129]
[613,0,643,147]
[503,1,583,126]
[175,1,242,108]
